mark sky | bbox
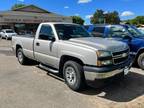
[0,0,144,24]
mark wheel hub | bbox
[65,66,76,85]
[142,58,144,66]
[18,51,23,62]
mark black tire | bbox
[137,53,144,70]
[5,35,8,40]
[17,48,29,65]
[63,61,86,91]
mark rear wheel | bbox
[17,48,29,65]
[63,61,86,91]
[137,53,144,70]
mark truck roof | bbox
[40,22,78,25]
[84,24,131,27]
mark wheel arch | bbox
[135,48,144,59]
[16,44,22,57]
[59,55,84,76]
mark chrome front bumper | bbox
[83,57,132,81]
[84,68,124,81]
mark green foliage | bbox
[71,16,85,25]
[91,9,104,24]
[11,4,26,10]
[125,16,144,25]
[91,9,120,24]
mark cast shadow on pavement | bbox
[36,65,144,103]
[81,71,144,102]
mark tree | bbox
[11,4,26,10]
[71,16,85,25]
[124,16,144,25]
[105,11,120,24]
[91,9,120,24]
[91,9,104,24]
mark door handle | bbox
[36,42,40,46]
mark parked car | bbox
[85,24,144,69]
[138,27,144,34]
[0,29,17,40]
[12,22,131,91]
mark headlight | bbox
[97,60,113,66]
[96,50,112,58]
[96,50,113,66]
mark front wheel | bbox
[137,53,144,70]
[63,61,86,91]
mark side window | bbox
[91,27,104,37]
[109,26,129,38]
[84,26,89,30]
[39,25,54,40]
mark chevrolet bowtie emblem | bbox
[122,53,127,57]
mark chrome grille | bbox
[112,49,129,64]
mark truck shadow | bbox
[37,65,144,102]
[81,71,144,102]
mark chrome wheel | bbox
[18,51,23,63]
[141,58,144,66]
[65,66,76,85]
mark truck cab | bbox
[85,24,144,69]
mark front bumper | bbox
[84,56,132,82]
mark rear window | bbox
[91,27,105,37]
[93,27,105,33]
[84,26,89,30]
[6,30,14,33]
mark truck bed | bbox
[12,35,35,60]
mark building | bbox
[0,5,72,34]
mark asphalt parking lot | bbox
[0,39,144,108]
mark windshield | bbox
[6,30,14,33]
[109,25,130,38]
[54,24,92,40]
[125,25,143,37]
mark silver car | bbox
[0,29,17,40]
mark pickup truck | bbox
[12,22,131,91]
[85,24,144,70]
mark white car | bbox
[138,27,144,34]
[0,29,17,40]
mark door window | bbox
[39,25,54,40]
[91,27,105,37]
[109,25,129,38]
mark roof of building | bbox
[12,5,51,13]
[0,5,70,18]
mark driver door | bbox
[34,24,58,68]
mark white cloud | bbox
[64,6,69,9]
[85,15,93,19]
[78,0,92,4]
[121,11,135,17]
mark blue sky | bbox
[0,0,144,24]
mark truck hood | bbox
[68,37,128,52]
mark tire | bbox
[63,61,86,91]
[137,53,144,70]
[17,48,29,65]
[5,36,8,40]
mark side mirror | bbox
[123,35,132,41]
[51,37,56,42]
[39,34,55,41]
